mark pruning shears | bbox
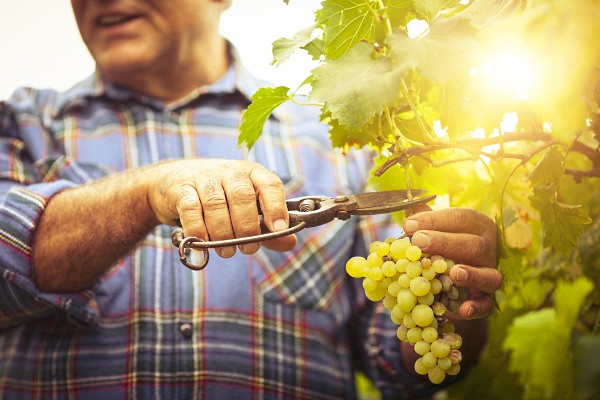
[172,189,436,271]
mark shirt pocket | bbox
[251,175,357,312]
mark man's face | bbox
[71,0,223,83]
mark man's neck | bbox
[102,38,230,104]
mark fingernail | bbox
[455,267,467,282]
[240,243,259,254]
[220,246,236,258]
[467,306,475,319]
[404,219,419,233]
[273,219,288,232]
[411,232,430,248]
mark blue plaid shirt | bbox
[0,51,436,399]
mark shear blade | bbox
[352,189,434,215]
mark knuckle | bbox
[229,184,257,203]
[470,237,488,260]
[175,185,201,212]
[491,270,504,290]
[202,194,228,211]
[449,208,473,230]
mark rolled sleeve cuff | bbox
[0,180,100,327]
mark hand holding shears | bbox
[172,189,435,270]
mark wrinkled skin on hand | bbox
[403,207,503,320]
[146,158,296,258]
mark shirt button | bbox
[179,322,194,339]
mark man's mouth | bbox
[97,15,138,27]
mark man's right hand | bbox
[146,158,297,258]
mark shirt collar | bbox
[56,43,278,116]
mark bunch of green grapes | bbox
[345,237,467,384]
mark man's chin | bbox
[95,55,153,84]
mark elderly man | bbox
[0,0,501,399]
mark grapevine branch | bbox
[567,139,600,182]
[374,132,600,179]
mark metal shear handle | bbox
[171,221,306,271]
[172,190,435,270]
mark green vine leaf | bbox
[317,0,379,60]
[388,16,479,83]
[238,86,291,149]
[303,38,325,61]
[530,198,592,256]
[555,276,594,328]
[503,308,573,399]
[529,147,564,198]
[272,25,316,66]
[328,115,383,150]
[384,0,415,27]
[498,248,524,289]
[503,278,592,399]
[414,0,461,22]
[529,148,592,255]
[309,42,405,131]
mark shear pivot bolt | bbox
[334,195,349,203]
[298,199,316,212]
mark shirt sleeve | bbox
[0,96,108,329]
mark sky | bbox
[0,0,321,99]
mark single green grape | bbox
[417,291,435,306]
[412,304,435,327]
[437,357,452,371]
[376,241,390,257]
[428,365,446,384]
[414,358,429,375]
[447,364,461,376]
[345,256,367,278]
[389,238,411,261]
[431,340,451,358]
[422,327,438,343]
[409,276,431,297]
[381,260,398,277]
[397,273,411,289]
[396,325,409,342]
[392,304,406,321]
[432,259,448,274]
[414,340,431,356]
[383,293,398,310]
[421,266,436,281]
[421,351,437,368]
[405,261,423,278]
[396,288,417,313]
[368,241,383,254]
[366,252,383,269]
[369,267,384,281]
[395,258,409,273]
[406,327,423,344]
[430,278,442,295]
[364,285,387,302]
[362,277,377,292]
[387,281,401,297]
[403,313,417,329]
[405,245,422,262]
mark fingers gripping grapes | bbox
[404,208,502,320]
[404,208,498,268]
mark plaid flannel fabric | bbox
[0,53,434,399]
